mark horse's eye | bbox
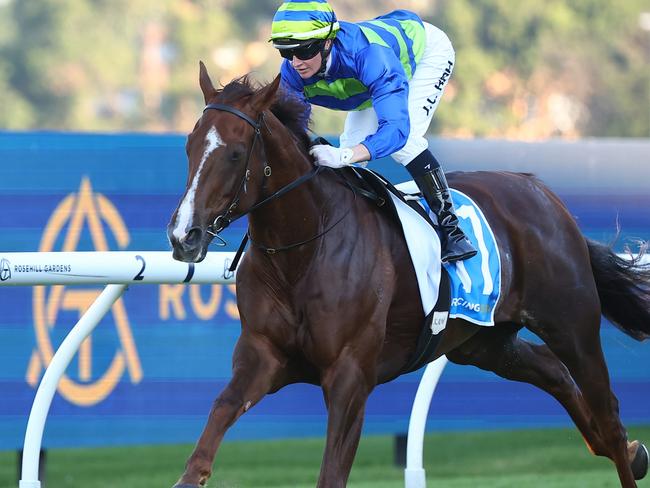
[230,150,243,162]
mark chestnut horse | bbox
[167,62,650,488]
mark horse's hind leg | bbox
[446,326,611,458]
[533,309,640,487]
[173,333,288,488]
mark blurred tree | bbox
[0,0,647,137]
[0,1,34,128]
[435,0,650,137]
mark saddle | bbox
[339,166,451,375]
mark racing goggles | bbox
[278,40,325,61]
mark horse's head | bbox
[168,62,281,262]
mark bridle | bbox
[201,102,362,272]
[194,102,384,273]
[203,103,269,238]
[202,102,323,241]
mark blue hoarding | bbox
[1,132,649,450]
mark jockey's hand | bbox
[309,145,354,168]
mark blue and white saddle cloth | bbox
[392,181,502,326]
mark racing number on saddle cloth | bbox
[422,189,502,326]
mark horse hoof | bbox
[173,484,200,488]
[631,442,649,480]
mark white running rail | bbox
[0,251,237,488]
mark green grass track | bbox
[1,426,649,487]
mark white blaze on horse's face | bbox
[172,126,225,241]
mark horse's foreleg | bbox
[173,334,286,488]
[317,355,373,488]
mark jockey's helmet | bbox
[270,0,339,51]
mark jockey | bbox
[270,0,477,263]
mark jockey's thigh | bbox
[392,23,455,166]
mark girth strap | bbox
[401,268,452,374]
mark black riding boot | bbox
[406,150,477,263]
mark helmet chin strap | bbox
[316,42,332,76]
[316,21,335,77]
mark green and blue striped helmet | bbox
[270,0,340,46]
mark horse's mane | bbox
[219,75,312,153]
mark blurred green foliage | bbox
[0,0,648,137]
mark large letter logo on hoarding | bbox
[26,177,142,406]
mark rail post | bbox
[19,284,128,488]
[404,356,448,488]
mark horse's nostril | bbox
[184,227,204,247]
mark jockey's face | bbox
[280,40,331,79]
[290,51,322,78]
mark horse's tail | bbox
[587,239,650,341]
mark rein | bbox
[202,102,350,270]
[247,184,355,255]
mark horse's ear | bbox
[199,61,217,104]
[250,75,281,113]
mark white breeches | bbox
[339,22,455,166]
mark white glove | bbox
[309,145,354,168]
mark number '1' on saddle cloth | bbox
[392,180,502,327]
